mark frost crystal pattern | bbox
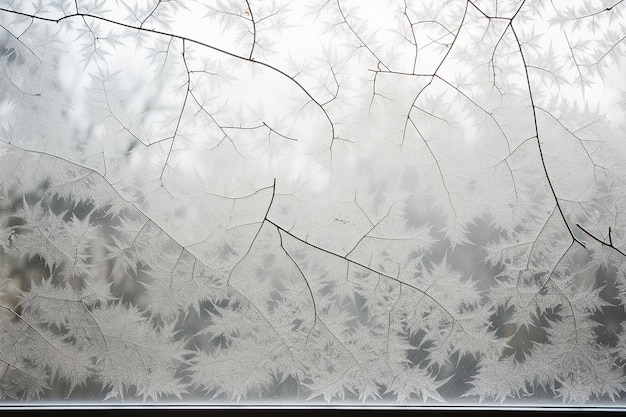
[1,0,626,405]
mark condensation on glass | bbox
[0,0,625,407]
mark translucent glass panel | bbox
[0,0,625,407]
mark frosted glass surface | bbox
[0,0,625,407]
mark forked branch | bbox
[577,224,626,257]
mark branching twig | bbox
[263,218,471,338]
[0,7,336,148]
[244,0,256,60]
[577,224,626,257]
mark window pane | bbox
[0,0,625,406]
